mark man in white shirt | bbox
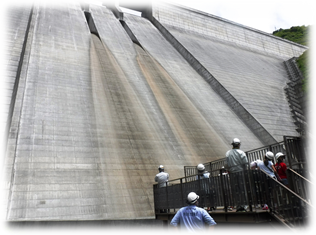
[226,138,248,212]
[155,165,169,187]
[155,165,171,235]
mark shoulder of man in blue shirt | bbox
[171,205,216,227]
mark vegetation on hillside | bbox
[297,43,316,109]
[272,26,309,46]
[273,26,310,93]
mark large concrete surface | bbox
[152,2,305,142]
[153,2,306,58]
[163,27,299,141]
[3,1,306,221]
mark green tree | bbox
[273,25,311,93]
[297,43,316,109]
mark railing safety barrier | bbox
[153,167,313,228]
[287,168,313,204]
[183,136,308,191]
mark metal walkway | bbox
[153,136,312,229]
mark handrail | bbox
[259,168,313,207]
[288,168,313,185]
[153,174,202,185]
[183,136,308,197]
[154,167,312,227]
[286,168,313,204]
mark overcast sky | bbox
[168,0,314,33]
[86,0,315,34]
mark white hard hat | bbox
[231,138,241,145]
[265,151,274,160]
[275,152,285,160]
[197,164,205,171]
[158,165,164,169]
[187,192,199,204]
[250,161,256,168]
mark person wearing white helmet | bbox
[256,151,279,210]
[275,152,289,187]
[196,163,210,179]
[225,138,248,212]
[155,165,171,235]
[249,159,264,209]
[226,138,248,173]
[250,159,263,170]
[256,151,278,178]
[170,192,217,231]
[196,164,213,211]
[155,165,169,188]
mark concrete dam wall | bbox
[3,1,307,221]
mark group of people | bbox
[154,137,289,231]
[250,151,289,187]
[226,138,289,211]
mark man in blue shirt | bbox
[170,192,216,232]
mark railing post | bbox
[153,184,157,216]
[219,168,227,212]
[165,184,169,213]
[197,175,203,207]
[243,166,253,212]
[180,178,184,206]
[284,136,293,169]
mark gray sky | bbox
[0,0,316,33]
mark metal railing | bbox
[153,167,313,228]
[184,136,305,178]
[252,169,312,227]
[287,168,313,204]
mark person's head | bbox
[158,165,164,172]
[250,161,257,170]
[264,151,274,166]
[197,164,205,174]
[231,138,241,149]
[265,151,274,160]
[187,192,199,205]
[275,152,285,163]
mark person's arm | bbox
[271,165,277,174]
[238,151,248,170]
[170,211,181,228]
[172,226,180,235]
[207,225,215,235]
[271,164,282,181]
[241,151,248,164]
[202,210,216,235]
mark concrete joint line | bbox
[151,16,277,146]
[0,0,35,220]
[4,6,34,154]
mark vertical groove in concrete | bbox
[151,17,278,146]
[4,2,305,222]
[0,0,35,182]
